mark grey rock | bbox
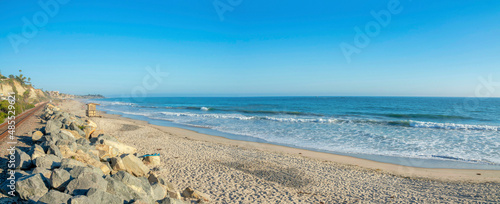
[69,166,104,179]
[14,148,32,170]
[56,140,77,152]
[151,183,167,201]
[76,138,90,146]
[65,171,107,195]
[45,120,63,135]
[35,155,62,169]
[55,131,76,142]
[89,165,106,178]
[32,167,52,187]
[16,174,49,201]
[86,188,123,204]
[69,195,95,204]
[47,143,63,158]
[112,171,153,201]
[51,169,72,191]
[29,144,46,160]
[38,189,72,204]
[70,122,86,136]
[60,158,86,169]
[76,145,91,155]
[104,176,137,202]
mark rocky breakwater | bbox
[1,103,210,204]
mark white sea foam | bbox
[98,101,136,106]
[160,112,256,120]
[158,111,500,131]
[200,107,209,111]
[409,120,500,131]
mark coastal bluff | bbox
[1,103,209,204]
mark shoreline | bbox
[96,106,500,183]
[52,99,500,202]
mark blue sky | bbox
[1,0,499,97]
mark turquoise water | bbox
[89,97,500,170]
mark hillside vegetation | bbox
[0,72,48,123]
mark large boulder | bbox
[16,174,49,201]
[56,139,77,152]
[38,189,72,204]
[112,171,154,201]
[101,139,136,154]
[104,176,137,202]
[45,120,62,135]
[86,188,123,204]
[66,129,84,139]
[60,129,76,139]
[64,171,107,196]
[35,155,62,169]
[54,131,77,143]
[69,195,95,204]
[68,166,104,181]
[50,169,72,191]
[14,148,32,170]
[121,154,150,177]
[151,183,166,201]
[29,144,46,160]
[60,158,87,169]
[32,131,44,142]
[66,150,111,175]
[47,143,63,158]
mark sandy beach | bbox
[44,99,498,203]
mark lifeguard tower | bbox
[86,103,102,117]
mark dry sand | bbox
[51,100,500,202]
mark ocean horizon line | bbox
[97,95,500,99]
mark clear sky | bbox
[1,0,499,97]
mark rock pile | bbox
[1,104,210,204]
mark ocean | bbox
[88,97,500,170]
